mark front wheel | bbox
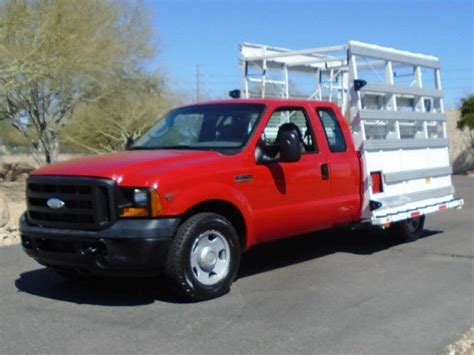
[165,212,241,301]
[388,215,425,243]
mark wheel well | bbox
[185,200,247,249]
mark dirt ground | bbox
[442,327,474,355]
[1,181,26,225]
[0,153,84,168]
[0,153,84,236]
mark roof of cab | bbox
[184,98,337,108]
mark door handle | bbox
[321,163,329,180]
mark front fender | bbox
[162,182,257,248]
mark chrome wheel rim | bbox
[407,217,421,233]
[190,230,231,286]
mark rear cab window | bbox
[316,108,347,153]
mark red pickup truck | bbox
[19,99,446,300]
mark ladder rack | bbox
[240,41,455,222]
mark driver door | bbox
[248,105,331,243]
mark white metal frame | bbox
[240,41,463,225]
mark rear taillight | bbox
[371,172,383,194]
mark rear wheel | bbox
[165,212,241,301]
[388,215,425,243]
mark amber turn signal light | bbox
[150,189,163,217]
[118,188,164,218]
[120,207,149,217]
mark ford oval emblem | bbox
[47,198,65,209]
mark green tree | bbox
[0,0,153,164]
[457,95,474,149]
[457,95,474,131]
[64,73,180,153]
[0,120,28,147]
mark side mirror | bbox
[279,131,301,163]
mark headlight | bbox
[133,188,149,206]
[117,187,163,218]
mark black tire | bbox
[165,212,241,301]
[387,215,425,243]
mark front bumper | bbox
[19,214,181,276]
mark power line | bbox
[195,64,201,102]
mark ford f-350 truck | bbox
[20,41,463,300]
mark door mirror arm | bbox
[255,143,280,164]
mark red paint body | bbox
[33,99,362,249]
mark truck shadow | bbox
[238,227,441,278]
[15,227,442,305]
[15,269,178,306]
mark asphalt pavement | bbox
[0,176,472,354]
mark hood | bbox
[32,149,225,185]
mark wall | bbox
[446,110,473,173]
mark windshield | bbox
[132,103,265,152]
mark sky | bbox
[147,0,473,108]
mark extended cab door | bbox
[313,104,361,225]
[246,104,333,243]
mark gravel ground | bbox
[441,327,474,355]
[0,181,24,246]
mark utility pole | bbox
[195,64,201,102]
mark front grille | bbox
[26,176,116,230]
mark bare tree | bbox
[64,73,180,153]
[0,0,153,164]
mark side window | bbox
[262,108,317,153]
[317,108,347,152]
